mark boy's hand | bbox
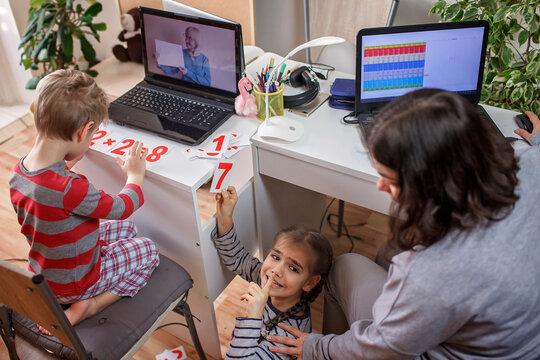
[241,273,275,319]
[115,141,147,188]
[216,186,237,236]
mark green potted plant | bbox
[19,0,107,89]
[430,0,539,112]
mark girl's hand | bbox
[215,186,237,236]
[241,273,275,318]
[115,141,147,188]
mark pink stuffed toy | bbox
[235,77,257,117]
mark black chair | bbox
[0,255,207,359]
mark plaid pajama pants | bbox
[56,220,160,304]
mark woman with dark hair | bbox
[268,89,540,359]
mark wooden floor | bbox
[0,120,391,359]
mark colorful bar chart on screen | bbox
[363,42,426,91]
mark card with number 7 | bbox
[209,160,234,193]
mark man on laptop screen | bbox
[144,12,236,91]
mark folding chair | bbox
[0,255,207,360]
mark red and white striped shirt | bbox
[9,158,144,297]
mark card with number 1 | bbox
[209,160,234,193]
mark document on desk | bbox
[155,39,184,68]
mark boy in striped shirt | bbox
[9,70,159,333]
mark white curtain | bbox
[0,0,33,106]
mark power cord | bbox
[326,214,366,252]
[318,198,367,253]
[319,198,336,232]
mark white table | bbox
[249,52,524,256]
[75,56,261,359]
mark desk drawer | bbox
[256,148,391,215]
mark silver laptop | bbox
[108,7,244,145]
[355,21,504,139]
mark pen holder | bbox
[253,85,284,121]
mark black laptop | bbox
[355,21,504,139]
[109,7,244,145]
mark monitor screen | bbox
[359,25,486,103]
[142,11,239,93]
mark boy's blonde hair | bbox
[34,69,109,141]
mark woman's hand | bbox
[514,110,540,143]
[267,323,308,360]
[215,186,237,236]
[241,273,275,318]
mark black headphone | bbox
[283,66,320,108]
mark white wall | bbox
[6,0,440,81]
[254,0,440,62]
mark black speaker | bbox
[283,66,320,108]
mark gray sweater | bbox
[305,133,540,359]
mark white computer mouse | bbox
[257,116,304,142]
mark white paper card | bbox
[155,39,184,68]
[155,345,187,360]
[209,160,234,193]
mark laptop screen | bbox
[356,21,488,113]
[140,7,242,96]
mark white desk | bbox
[249,52,524,256]
[75,57,261,359]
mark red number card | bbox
[209,160,234,193]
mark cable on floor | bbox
[326,213,367,253]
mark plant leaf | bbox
[36,8,45,34]
[531,100,540,114]
[83,3,102,17]
[85,69,98,77]
[523,85,534,104]
[493,6,510,23]
[510,87,523,103]
[463,7,479,21]
[80,15,92,23]
[32,26,53,60]
[26,76,41,90]
[62,28,73,58]
[501,46,513,67]
[30,0,46,8]
[93,22,107,31]
[485,71,497,84]
[37,47,48,62]
[518,30,529,47]
[444,3,462,21]
[21,57,33,69]
[523,6,534,24]
[429,1,447,15]
[79,35,96,62]
[525,62,540,78]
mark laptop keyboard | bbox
[116,87,230,131]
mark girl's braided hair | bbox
[263,225,333,333]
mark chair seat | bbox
[11,255,193,360]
